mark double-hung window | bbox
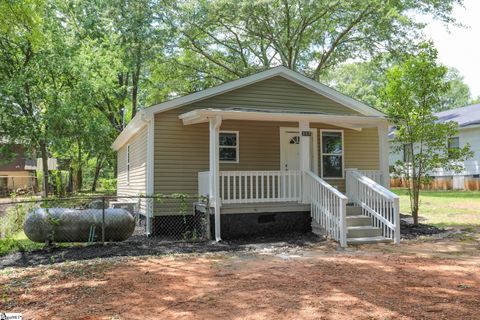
[448,137,459,156]
[126,144,131,184]
[219,131,239,162]
[321,130,343,178]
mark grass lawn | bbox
[393,189,480,228]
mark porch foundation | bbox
[209,211,312,239]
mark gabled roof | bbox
[143,66,385,118]
[113,66,385,150]
[436,104,480,128]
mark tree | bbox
[436,68,472,111]
[0,0,72,197]
[383,43,473,225]
[158,0,462,94]
[322,58,474,112]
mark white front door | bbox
[280,128,318,173]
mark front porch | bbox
[180,108,400,246]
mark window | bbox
[448,137,459,156]
[219,131,239,162]
[126,144,131,184]
[321,130,343,178]
[403,143,413,163]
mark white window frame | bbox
[320,129,344,179]
[126,144,131,184]
[219,131,239,163]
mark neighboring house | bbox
[112,66,400,246]
[0,144,37,195]
[389,104,480,190]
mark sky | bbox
[423,0,480,98]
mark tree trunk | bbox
[39,140,49,198]
[75,167,83,192]
[411,178,420,226]
[91,155,104,192]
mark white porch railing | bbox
[304,170,348,247]
[355,169,383,185]
[346,169,400,244]
[219,170,302,204]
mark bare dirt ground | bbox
[1,231,479,320]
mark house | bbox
[112,66,400,246]
[0,144,37,196]
[389,104,480,190]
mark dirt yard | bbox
[1,232,479,320]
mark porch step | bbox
[346,215,372,227]
[347,226,382,238]
[346,206,362,216]
[347,236,392,244]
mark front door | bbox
[280,127,318,173]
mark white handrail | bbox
[346,169,400,244]
[304,170,348,247]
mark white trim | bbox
[111,110,149,151]
[180,108,385,129]
[320,129,345,179]
[146,116,155,195]
[279,127,318,174]
[377,123,390,187]
[126,144,131,185]
[219,130,239,163]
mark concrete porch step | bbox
[346,206,362,216]
[347,236,392,244]
[347,226,382,238]
[346,215,372,227]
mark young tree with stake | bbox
[383,43,473,225]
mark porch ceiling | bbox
[179,107,387,130]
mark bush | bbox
[99,178,116,192]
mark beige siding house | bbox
[113,67,400,247]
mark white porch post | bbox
[299,120,310,203]
[209,115,222,241]
[378,122,390,187]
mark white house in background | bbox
[389,104,480,190]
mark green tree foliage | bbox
[0,0,71,196]
[0,0,469,196]
[383,43,473,225]
[322,59,474,112]
[159,0,462,95]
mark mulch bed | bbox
[400,214,448,239]
[0,232,321,269]
[0,218,450,269]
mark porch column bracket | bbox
[209,115,222,241]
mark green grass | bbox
[0,230,44,256]
[393,189,480,228]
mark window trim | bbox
[448,136,460,149]
[219,130,239,163]
[320,129,344,179]
[126,144,131,184]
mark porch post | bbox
[209,115,222,241]
[299,120,310,203]
[377,122,390,187]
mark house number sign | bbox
[301,131,312,136]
